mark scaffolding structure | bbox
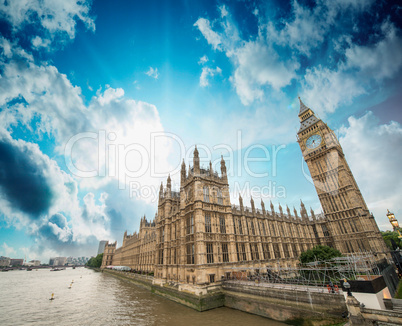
[224,252,382,294]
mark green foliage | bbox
[299,245,342,264]
[86,253,103,268]
[395,280,402,299]
[381,230,402,250]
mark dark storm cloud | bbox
[38,213,73,243]
[49,213,67,229]
[0,138,54,217]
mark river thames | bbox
[0,268,286,326]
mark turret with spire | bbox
[261,199,265,215]
[193,145,200,174]
[300,199,308,219]
[310,207,316,221]
[220,155,227,182]
[181,159,186,184]
[159,182,163,199]
[166,174,171,198]
[251,196,255,213]
[239,194,243,211]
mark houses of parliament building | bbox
[101,99,388,286]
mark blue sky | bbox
[0,0,401,262]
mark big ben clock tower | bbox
[297,98,388,257]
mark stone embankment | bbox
[103,269,347,325]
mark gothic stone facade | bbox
[154,150,332,285]
[101,99,388,285]
[101,217,156,272]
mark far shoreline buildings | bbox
[101,99,389,286]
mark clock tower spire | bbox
[297,98,388,257]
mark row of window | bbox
[184,213,329,239]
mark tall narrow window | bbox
[206,243,214,263]
[250,221,255,235]
[222,243,229,262]
[283,243,289,258]
[217,188,223,205]
[205,214,211,233]
[161,227,165,243]
[238,218,243,234]
[292,244,298,257]
[273,243,281,259]
[186,214,194,234]
[203,186,210,202]
[254,244,259,260]
[233,217,237,234]
[187,244,194,264]
[159,249,164,264]
[219,215,226,234]
[312,225,319,239]
[241,244,247,261]
[261,222,267,236]
[270,223,276,236]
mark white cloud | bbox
[267,1,328,56]
[231,41,299,104]
[200,66,222,87]
[0,0,95,39]
[195,8,299,105]
[198,55,208,65]
[1,242,16,257]
[145,67,159,79]
[301,22,402,115]
[31,36,51,50]
[0,37,12,58]
[344,22,402,80]
[267,0,376,56]
[194,18,222,51]
[301,65,366,115]
[194,2,397,108]
[0,39,175,254]
[219,5,228,18]
[339,111,402,230]
[0,42,173,194]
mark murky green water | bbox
[0,268,286,325]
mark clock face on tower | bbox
[306,134,322,149]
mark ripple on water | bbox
[0,269,285,326]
